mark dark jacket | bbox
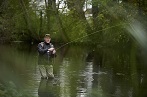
[38,42,56,65]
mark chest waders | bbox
[38,42,54,79]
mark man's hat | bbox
[44,34,51,38]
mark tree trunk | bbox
[19,0,31,36]
[66,0,92,34]
[39,10,43,40]
[52,0,69,42]
[138,0,142,15]
[92,0,99,31]
[45,0,52,33]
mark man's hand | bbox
[52,50,56,54]
[48,48,54,51]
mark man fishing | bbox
[38,34,56,79]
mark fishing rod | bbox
[55,23,128,50]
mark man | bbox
[38,34,56,79]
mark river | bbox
[0,43,147,97]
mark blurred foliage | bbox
[0,81,33,97]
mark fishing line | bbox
[56,23,128,50]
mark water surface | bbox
[0,43,147,97]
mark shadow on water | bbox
[0,43,147,97]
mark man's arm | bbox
[49,43,56,54]
[48,43,56,53]
[38,43,48,54]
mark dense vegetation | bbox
[0,0,146,45]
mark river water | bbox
[0,43,147,97]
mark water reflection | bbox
[38,79,58,97]
[0,44,147,97]
[77,62,93,97]
[59,59,71,97]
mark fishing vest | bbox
[39,42,54,48]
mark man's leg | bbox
[46,65,54,78]
[38,65,47,79]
